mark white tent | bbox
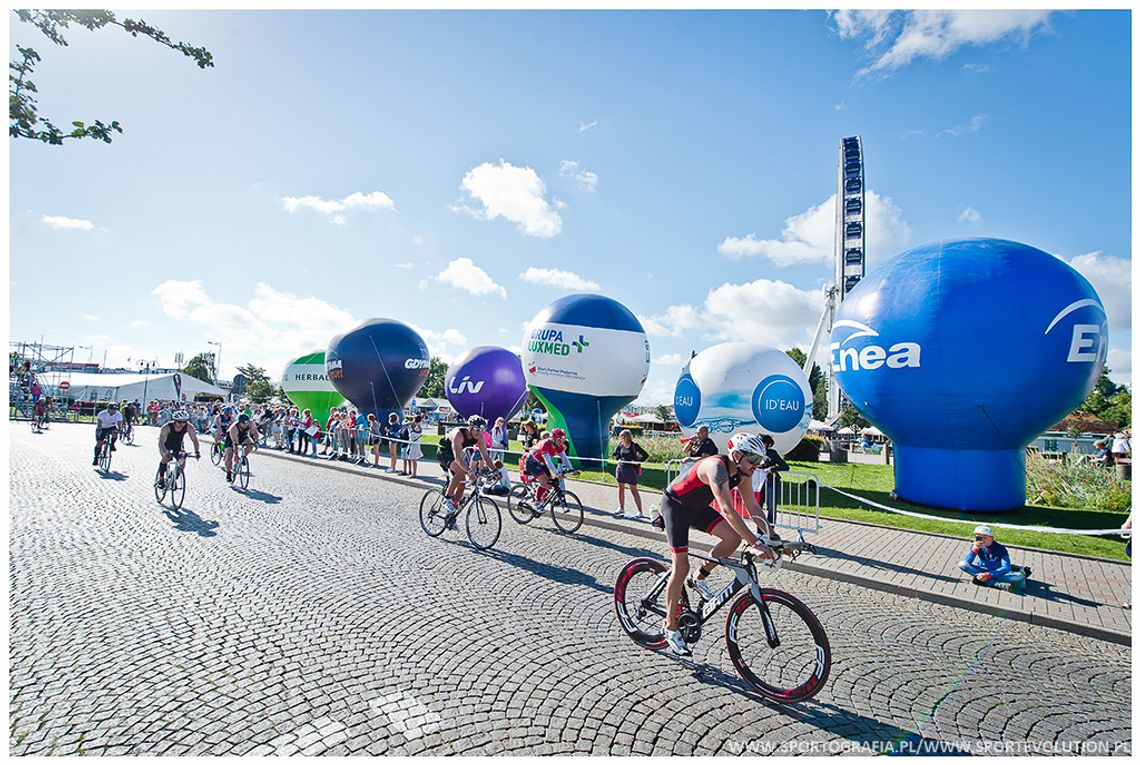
[53,371,225,406]
[837,426,856,435]
[861,426,884,437]
[808,419,831,432]
[630,412,665,424]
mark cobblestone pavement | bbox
[9,423,1132,756]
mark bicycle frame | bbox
[643,550,782,649]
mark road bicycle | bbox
[209,437,226,467]
[31,410,46,433]
[96,430,116,474]
[614,541,831,704]
[419,468,503,550]
[119,421,134,445]
[154,451,199,510]
[228,444,254,489]
[508,470,584,534]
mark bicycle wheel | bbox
[551,490,584,534]
[154,469,168,503]
[419,489,449,537]
[239,456,250,489]
[170,466,186,510]
[123,427,134,445]
[465,495,502,550]
[613,557,671,649]
[210,442,223,467]
[100,443,112,473]
[724,589,831,704]
[507,485,535,524]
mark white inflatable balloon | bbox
[673,342,812,456]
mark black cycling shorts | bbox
[224,436,254,450]
[660,493,725,554]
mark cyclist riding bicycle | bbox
[122,399,136,430]
[521,428,580,507]
[32,396,48,425]
[224,413,260,483]
[438,415,493,514]
[659,431,776,656]
[155,410,202,486]
[92,403,123,465]
[212,405,236,443]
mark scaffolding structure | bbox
[9,340,80,418]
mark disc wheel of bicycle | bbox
[724,589,831,704]
[210,443,223,467]
[613,557,671,649]
[465,495,502,550]
[551,490,584,534]
[170,467,186,510]
[419,489,449,537]
[507,485,535,524]
[238,456,250,489]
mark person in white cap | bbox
[958,525,1030,592]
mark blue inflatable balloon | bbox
[446,346,529,423]
[832,238,1108,511]
[326,318,431,422]
[523,294,649,460]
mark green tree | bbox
[419,356,448,398]
[236,363,274,403]
[784,347,828,420]
[1100,390,1132,429]
[654,404,671,424]
[11,10,213,145]
[837,404,869,431]
[181,352,215,383]
[522,391,544,419]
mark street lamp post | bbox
[139,361,154,415]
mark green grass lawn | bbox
[420,434,1130,560]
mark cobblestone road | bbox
[9,423,1132,756]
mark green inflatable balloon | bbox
[280,351,345,426]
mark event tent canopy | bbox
[861,426,885,437]
[837,427,856,435]
[49,371,225,406]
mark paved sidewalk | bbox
[259,448,1132,645]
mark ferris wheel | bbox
[804,135,866,421]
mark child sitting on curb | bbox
[958,525,1031,593]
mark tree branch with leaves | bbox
[10,9,213,145]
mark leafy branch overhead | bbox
[10,9,213,145]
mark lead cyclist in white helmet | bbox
[657,431,776,656]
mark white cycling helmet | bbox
[173,410,189,421]
[727,432,767,462]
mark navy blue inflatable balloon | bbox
[446,346,528,423]
[326,318,431,423]
[832,239,1108,511]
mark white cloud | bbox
[150,280,358,377]
[559,160,599,192]
[899,129,925,140]
[963,63,991,74]
[129,320,149,328]
[1107,349,1131,389]
[938,114,987,137]
[407,323,467,364]
[1066,251,1132,332]
[412,235,424,246]
[82,314,100,321]
[717,190,912,268]
[833,101,846,111]
[959,206,982,224]
[633,378,677,408]
[642,279,825,351]
[834,10,1053,77]
[42,215,94,231]
[280,190,396,222]
[653,353,685,368]
[578,119,598,133]
[519,267,599,292]
[452,160,562,238]
[394,262,414,269]
[435,257,507,299]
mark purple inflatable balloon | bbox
[445,346,528,422]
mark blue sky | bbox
[9,9,1133,402]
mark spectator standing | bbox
[1111,430,1131,461]
[403,414,423,478]
[612,429,650,520]
[756,434,790,528]
[325,410,342,459]
[298,409,314,456]
[682,425,719,463]
[367,414,383,467]
[957,525,1030,593]
[385,413,403,471]
[521,420,540,451]
[490,417,509,461]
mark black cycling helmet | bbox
[108,402,119,410]
[238,413,251,424]
[467,415,487,429]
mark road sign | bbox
[59,381,70,390]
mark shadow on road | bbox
[231,487,283,504]
[1022,579,1102,608]
[163,507,221,537]
[814,546,961,585]
[95,470,128,481]
[532,524,660,561]
[475,547,611,595]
